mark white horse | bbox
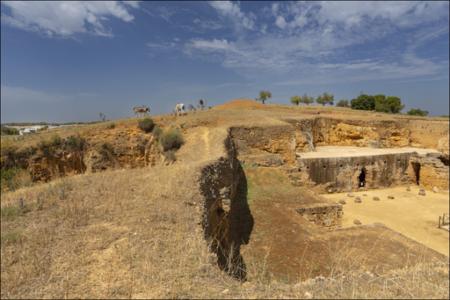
[174,103,186,116]
[133,105,150,117]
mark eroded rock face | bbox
[409,154,449,190]
[23,131,164,182]
[28,150,86,182]
[296,153,412,192]
[199,133,253,280]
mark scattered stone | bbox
[406,186,411,191]
[347,193,354,197]
[221,289,229,294]
[362,193,368,196]
[372,196,380,201]
[354,197,362,203]
[353,219,362,225]
[433,186,439,193]
[419,189,426,196]
[339,199,346,205]
[304,291,313,299]
[327,188,334,193]
[387,195,395,199]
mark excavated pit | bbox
[218,120,448,280]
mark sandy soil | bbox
[322,186,449,256]
[298,146,439,158]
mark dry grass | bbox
[1,104,449,299]
[1,165,448,299]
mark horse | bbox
[174,103,186,116]
[133,106,150,117]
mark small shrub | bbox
[152,125,163,139]
[159,128,184,151]
[336,99,350,107]
[50,134,62,146]
[407,108,429,116]
[0,125,19,135]
[0,144,18,169]
[38,135,62,157]
[138,118,155,133]
[98,142,114,159]
[1,168,19,191]
[65,135,87,152]
[106,123,116,129]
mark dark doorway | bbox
[411,162,421,185]
[358,167,366,187]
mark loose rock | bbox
[339,199,346,205]
[354,197,362,203]
[406,186,411,191]
[419,189,426,196]
[432,186,439,193]
[387,195,395,199]
[347,193,354,198]
[372,196,380,201]
[353,219,362,225]
[304,291,313,299]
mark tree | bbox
[336,99,350,107]
[300,94,314,105]
[290,95,301,106]
[407,108,429,116]
[374,94,387,112]
[256,90,272,104]
[351,94,375,110]
[374,94,403,113]
[316,92,334,106]
[99,112,106,122]
[384,96,404,113]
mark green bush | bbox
[336,99,350,107]
[1,168,19,191]
[407,108,429,116]
[159,128,184,151]
[138,118,155,133]
[65,135,86,152]
[351,94,375,110]
[0,126,19,135]
[374,94,404,113]
[152,126,163,139]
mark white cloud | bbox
[1,1,139,37]
[209,1,255,30]
[275,16,287,29]
[183,1,448,83]
[188,39,235,52]
[317,1,449,28]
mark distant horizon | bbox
[2,1,449,123]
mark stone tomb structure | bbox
[296,146,442,192]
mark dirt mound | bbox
[214,98,264,110]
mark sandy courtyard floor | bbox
[322,185,449,256]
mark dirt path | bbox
[322,186,449,256]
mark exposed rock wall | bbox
[230,126,296,164]
[408,153,449,190]
[296,203,343,228]
[198,129,253,280]
[297,153,412,192]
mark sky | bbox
[1,1,449,123]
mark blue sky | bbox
[1,1,449,122]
